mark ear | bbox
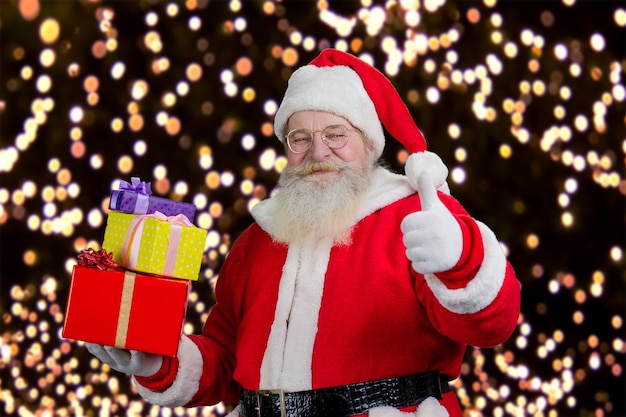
[367,140,377,156]
[360,134,377,159]
[365,143,378,167]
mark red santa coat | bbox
[134,168,521,417]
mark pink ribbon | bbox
[120,211,192,276]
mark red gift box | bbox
[62,265,189,357]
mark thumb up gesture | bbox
[401,171,463,274]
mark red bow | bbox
[77,248,118,271]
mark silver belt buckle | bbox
[254,389,287,417]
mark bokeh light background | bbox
[1,0,625,416]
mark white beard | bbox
[271,157,375,246]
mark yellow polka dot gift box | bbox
[102,211,207,281]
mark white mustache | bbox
[299,160,341,176]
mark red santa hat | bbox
[274,48,449,193]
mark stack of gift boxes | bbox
[63,178,207,356]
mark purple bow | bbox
[119,177,152,196]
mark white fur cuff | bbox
[133,335,203,407]
[424,221,507,314]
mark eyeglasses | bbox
[285,125,355,154]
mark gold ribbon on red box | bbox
[114,270,136,348]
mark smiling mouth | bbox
[310,167,337,175]
[304,161,340,175]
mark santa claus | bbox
[86,48,521,417]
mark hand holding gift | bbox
[85,343,163,377]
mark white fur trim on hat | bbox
[274,65,386,159]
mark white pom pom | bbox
[405,151,450,195]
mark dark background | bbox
[1,0,624,416]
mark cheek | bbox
[287,152,305,168]
[337,142,367,162]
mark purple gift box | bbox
[109,177,196,220]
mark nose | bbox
[308,132,332,160]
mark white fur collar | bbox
[251,167,414,237]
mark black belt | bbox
[240,371,451,417]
